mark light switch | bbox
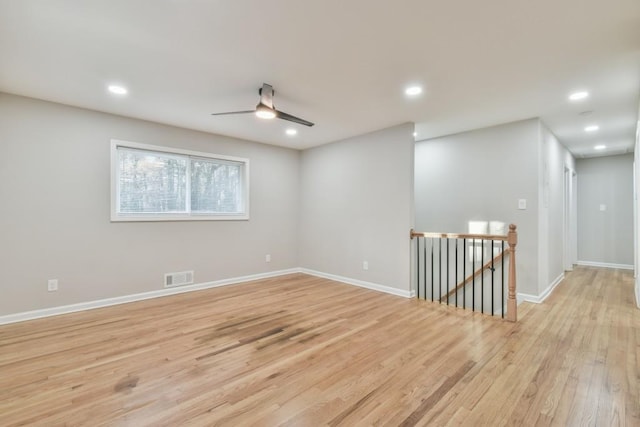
[518,199,527,210]
[600,204,607,211]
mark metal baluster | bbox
[438,239,442,303]
[463,238,466,310]
[430,238,434,302]
[446,238,450,305]
[472,238,475,311]
[420,237,425,300]
[416,237,421,299]
[502,240,505,318]
[455,238,458,308]
[491,239,495,316]
[481,239,484,314]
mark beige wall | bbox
[0,93,301,315]
[298,124,415,293]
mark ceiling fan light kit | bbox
[255,103,276,119]
[212,83,314,127]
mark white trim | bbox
[576,260,634,270]
[0,268,416,325]
[299,268,414,298]
[0,269,298,325]
[517,272,564,304]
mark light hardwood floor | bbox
[0,267,638,426]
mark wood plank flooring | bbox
[0,267,638,426]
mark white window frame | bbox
[110,139,250,221]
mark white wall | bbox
[577,154,634,267]
[0,89,587,318]
[298,124,415,294]
[636,105,640,306]
[539,122,575,294]
[0,93,301,316]
[414,119,540,296]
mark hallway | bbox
[478,266,639,425]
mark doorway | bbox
[563,167,577,271]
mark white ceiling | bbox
[1,1,639,156]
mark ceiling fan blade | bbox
[259,83,274,108]
[275,110,315,127]
[210,110,255,116]
[211,84,315,127]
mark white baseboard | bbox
[517,272,564,304]
[299,268,414,298]
[0,269,299,325]
[576,260,634,270]
[0,268,415,325]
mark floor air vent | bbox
[164,270,194,288]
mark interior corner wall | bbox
[414,119,540,296]
[635,106,640,306]
[298,124,415,293]
[0,93,300,316]
[577,153,634,266]
[538,121,575,294]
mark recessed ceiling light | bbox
[108,85,128,95]
[569,91,589,101]
[413,132,417,137]
[286,128,297,136]
[594,145,606,150]
[405,86,423,96]
[585,125,599,132]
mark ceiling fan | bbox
[211,83,314,127]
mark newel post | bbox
[507,224,518,322]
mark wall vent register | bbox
[164,271,194,288]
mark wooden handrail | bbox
[507,224,517,322]
[411,223,518,322]
[410,229,508,241]
[439,248,511,302]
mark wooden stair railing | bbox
[410,224,518,322]
[439,248,511,303]
[506,224,517,322]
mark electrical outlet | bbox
[363,261,369,271]
[518,199,527,210]
[265,254,271,263]
[47,279,58,292]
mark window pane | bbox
[112,141,249,221]
[118,149,187,213]
[191,158,242,213]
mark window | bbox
[111,140,249,221]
